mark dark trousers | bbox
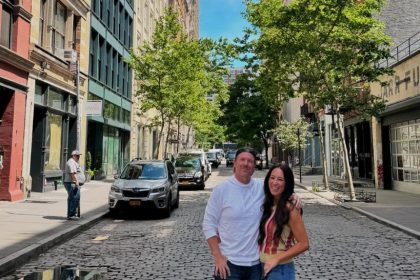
[64,182,80,218]
[214,261,262,280]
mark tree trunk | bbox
[264,137,269,169]
[164,120,171,159]
[155,114,165,159]
[317,115,329,190]
[336,105,355,200]
[186,126,192,149]
[177,116,181,154]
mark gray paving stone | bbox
[4,172,420,279]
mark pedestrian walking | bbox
[202,148,301,280]
[64,150,84,220]
[259,164,309,280]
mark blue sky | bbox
[199,0,249,66]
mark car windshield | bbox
[120,163,166,180]
[207,152,216,159]
[175,157,201,169]
[227,153,236,160]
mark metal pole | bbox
[298,128,302,183]
[76,61,81,150]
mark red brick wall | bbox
[0,92,25,201]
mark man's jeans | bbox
[64,182,80,218]
[214,261,261,280]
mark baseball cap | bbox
[71,150,82,156]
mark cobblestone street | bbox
[4,168,420,279]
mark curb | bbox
[295,182,420,240]
[0,211,109,277]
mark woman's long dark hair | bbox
[258,163,295,245]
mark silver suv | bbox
[108,159,179,217]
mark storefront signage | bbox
[85,100,103,116]
[381,66,420,98]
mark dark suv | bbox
[206,151,221,168]
[175,155,206,189]
[225,150,236,167]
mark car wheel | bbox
[174,190,180,209]
[109,207,119,218]
[162,195,172,218]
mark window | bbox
[53,1,66,54]
[1,4,12,48]
[89,31,98,78]
[48,88,64,110]
[39,0,47,45]
[113,0,118,35]
[391,120,420,184]
[44,113,63,171]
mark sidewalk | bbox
[0,180,111,276]
[295,175,420,239]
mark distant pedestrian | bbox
[64,150,84,220]
[203,148,301,280]
[259,164,309,280]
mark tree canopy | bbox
[129,8,230,156]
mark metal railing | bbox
[378,31,420,68]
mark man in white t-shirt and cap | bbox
[64,150,82,220]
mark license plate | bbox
[129,200,141,206]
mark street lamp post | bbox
[297,128,302,183]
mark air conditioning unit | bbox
[63,49,77,62]
[55,48,77,62]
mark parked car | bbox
[255,154,266,170]
[175,155,206,189]
[209,148,224,159]
[226,150,237,167]
[206,151,221,168]
[108,159,179,217]
[177,150,211,179]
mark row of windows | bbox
[38,0,80,56]
[88,93,130,125]
[91,0,133,49]
[89,30,132,99]
[35,82,77,115]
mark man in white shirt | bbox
[203,148,300,280]
[64,150,82,220]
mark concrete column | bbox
[22,77,36,197]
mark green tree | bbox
[129,9,230,158]
[221,73,277,163]
[273,118,312,168]
[245,0,393,199]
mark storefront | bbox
[86,121,130,179]
[0,0,33,201]
[344,121,373,180]
[0,85,27,201]
[371,42,420,194]
[30,81,78,192]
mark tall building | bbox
[131,0,199,160]
[0,0,33,201]
[86,0,134,179]
[22,0,90,194]
[222,67,252,85]
[131,0,167,161]
[169,0,199,39]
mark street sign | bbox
[85,100,103,116]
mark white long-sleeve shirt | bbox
[202,176,264,266]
